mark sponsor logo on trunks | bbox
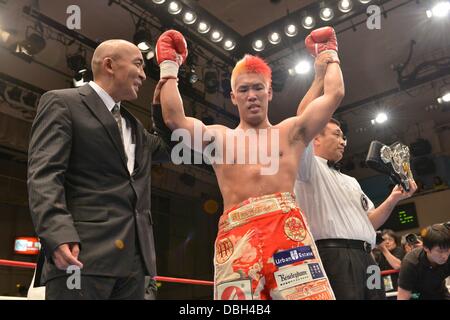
[274,263,325,291]
[283,216,307,242]
[281,279,334,300]
[217,280,253,300]
[273,246,315,267]
[215,238,234,264]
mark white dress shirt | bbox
[294,143,377,247]
[88,81,135,174]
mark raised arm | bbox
[292,27,344,144]
[296,53,332,116]
[156,30,213,150]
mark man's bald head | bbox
[90,39,146,102]
[91,39,140,78]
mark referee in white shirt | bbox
[294,118,417,299]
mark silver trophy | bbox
[366,141,413,191]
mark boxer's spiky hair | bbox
[231,54,272,91]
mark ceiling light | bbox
[437,92,450,104]
[73,69,92,88]
[152,0,166,4]
[168,1,182,15]
[133,28,152,52]
[21,27,46,56]
[338,0,353,13]
[294,60,311,74]
[268,32,281,45]
[183,11,197,24]
[223,39,236,51]
[67,52,86,72]
[301,16,315,29]
[22,92,38,108]
[431,1,450,18]
[284,24,298,37]
[320,7,334,21]
[197,21,210,34]
[252,39,265,52]
[210,30,223,42]
[371,112,388,124]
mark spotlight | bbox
[0,81,6,99]
[338,0,353,13]
[204,69,219,94]
[210,30,223,43]
[168,1,182,15]
[428,1,450,18]
[17,27,46,57]
[268,32,281,45]
[7,87,22,102]
[183,11,197,24]
[22,92,38,108]
[67,52,86,72]
[223,39,236,51]
[359,0,371,3]
[301,16,315,29]
[0,29,11,43]
[188,67,199,84]
[152,0,166,3]
[252,39,265,52]
[294,60,311,74]
[437,92,450,104]
[320,7,334,21]
[133,28,153,53]
[221,73,231,98]
[271,69,288,92]
[73,69,92,88]
[284,24,298,37]
[371,112,388,124]
[197,21,210,34]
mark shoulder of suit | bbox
[44,87,81,98]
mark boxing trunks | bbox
[214,192,335,300]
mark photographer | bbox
[398,223,450,300]
[374,230,405,292]
[402,233,423,254]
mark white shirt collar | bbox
[315,155,328,165]
[88,81,121,112]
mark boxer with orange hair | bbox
[230,54,272,91]
[156,27,344,300]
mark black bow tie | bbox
[327,160,341,171]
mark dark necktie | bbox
[112,104,128,162]
[327,160,341,171]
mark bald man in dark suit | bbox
[28,39,170,299]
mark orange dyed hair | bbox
[231,54,272,91]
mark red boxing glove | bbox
[155,30,188,78]
[305,27,339,63]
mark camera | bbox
[375,231,383,245]
[405,233,419,245]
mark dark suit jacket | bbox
[27,84,170,283]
